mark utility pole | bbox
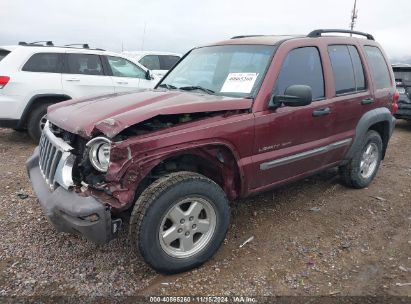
[350,0,358,32]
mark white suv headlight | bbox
[86,137,111,172]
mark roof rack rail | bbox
[307,29,374,40]
[18,41,54,46]
[31,41,54,46]
[64,43,90,49]
[231,35,266,39]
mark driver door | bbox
[251,46,335,189]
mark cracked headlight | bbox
[86,137,111,172]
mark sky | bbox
[1,0,410,60]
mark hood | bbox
[47,89,252,138]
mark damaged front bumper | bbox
[26,148,121,244]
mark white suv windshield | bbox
[159,45,275,98]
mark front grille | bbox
[39,122,74,189]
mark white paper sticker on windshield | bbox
[220,73,258,93]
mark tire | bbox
[339,130,383,189]
[129,171,230,274]
[27,103,52,142]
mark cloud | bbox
[1,0,410,59]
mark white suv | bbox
[0,42,159,141]
[122,51,181,78]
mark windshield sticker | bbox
[220,73,258,93]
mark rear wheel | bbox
[339,130,382,188]
[27,103,52,142]
[129,171,230,274]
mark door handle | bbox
[66,78,80,82]
[312,107,331,117]
[361,97,374,105]
[116,81,128,85]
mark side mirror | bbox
[269,85,313,108]
[145,69,154,80]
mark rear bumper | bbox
[26,148,121,244]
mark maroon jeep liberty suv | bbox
[27,29,398,273]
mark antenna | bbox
[141,22,147,51]
[350,0,358,33]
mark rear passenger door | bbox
[105,56,154,92]
[62,53,115,98]
[322,44,373,165]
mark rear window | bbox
[0,50,10,62]
[364,46,391,90]
[159,55,180,70]
[22,53,62,73]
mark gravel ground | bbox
[0,121,410,298]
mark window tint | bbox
[22,53,62,73]
[0,50,10,62]
[348,45,366,91]
[328,45,356,94]
[66,54,104,75]
[107,56,146,78]
[364,46,391,90]
[159,55,180,70]
[276,47,324,100]
[139,55,160,70]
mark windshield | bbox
[159,45,275,98]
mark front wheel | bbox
[129,171,230,274]
[339,130,383,188]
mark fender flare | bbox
[18,94,72,128]
[342,107,396,164]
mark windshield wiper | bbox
[178,86,215,94]
[158,83,178,90]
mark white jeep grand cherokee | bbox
[0,42,159,141]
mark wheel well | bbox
[19,94,71,128]
[368,121,389,159]
[145,146,242,200]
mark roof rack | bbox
[64,43,90,49]
[231,35,266,39]
[17,41,105,51]
[307,29,374,40]
[19,41,54,46]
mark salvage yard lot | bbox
[0,122,410,297]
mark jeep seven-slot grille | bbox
[39,132,63,189]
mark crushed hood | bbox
[47,89,252,138]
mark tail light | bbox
[0,76,10,89]
[392,91,400,114]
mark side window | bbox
[139,55,161,70]
[328,45,356,95]
[107,56,146,78]
[364,46,391,90]
[66,54,104,75]
[348,45,366,91]
[22,53,62,73]
[159,55,180,70]
[276,47,324,100]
